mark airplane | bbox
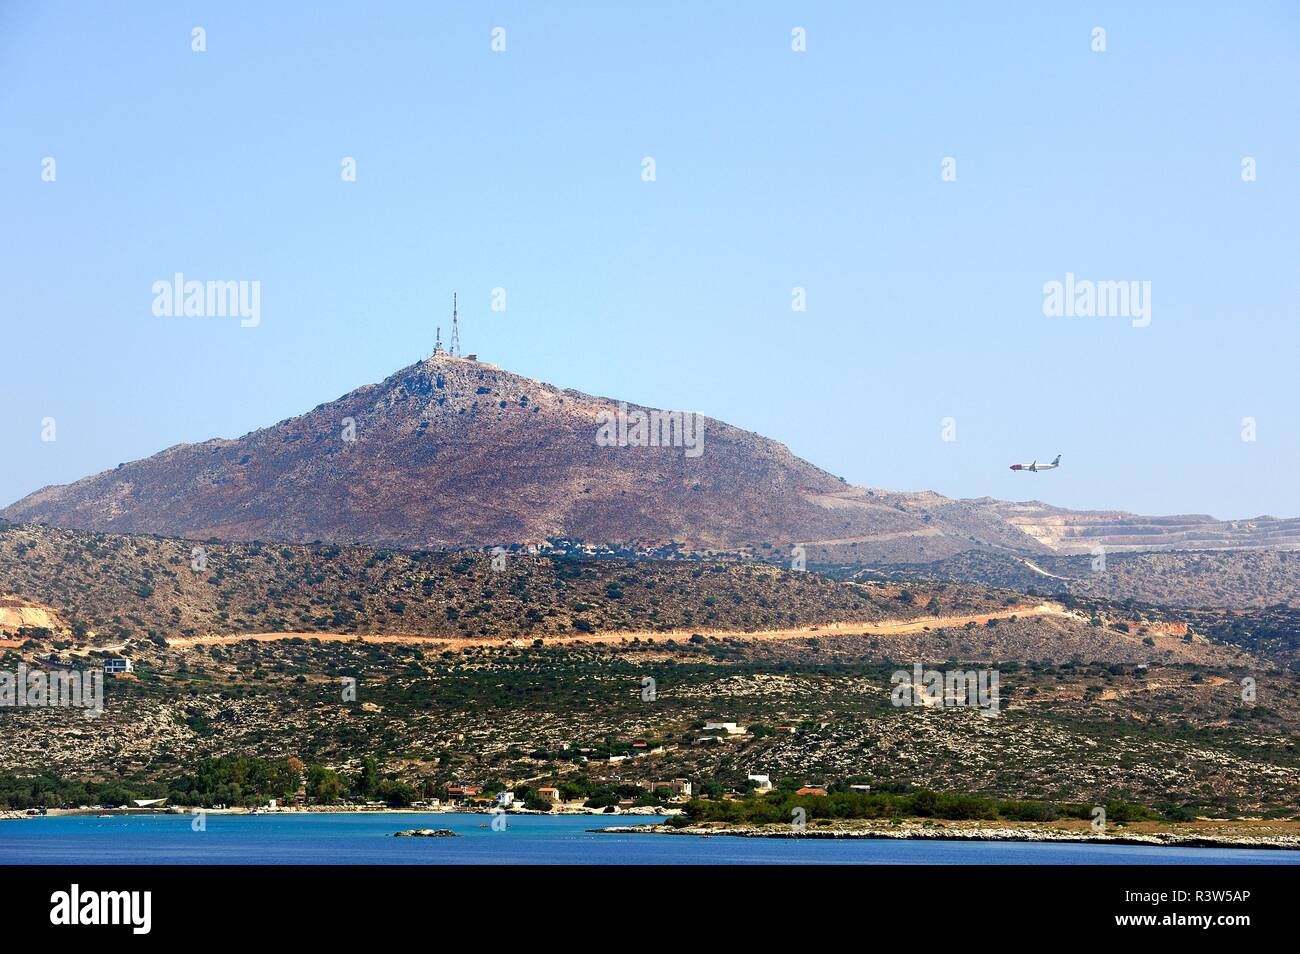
[1010,455,1060,473]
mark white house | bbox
[747,774,772,791]
[704,721,745,735]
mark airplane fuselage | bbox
[1010,457,1060,472]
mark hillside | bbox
[849,548,1300,610]
[7,355,1294,567]
[3,596,1293,817]
[960,498,1300,553]
[0,523,1016,645]
[4,523,1296,817]
[2,355,1017,563]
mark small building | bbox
[103,657,133,674]
[703,721,745,735]
[747,774,773,791]
[495,791,515,807]
[795,787,828,797]
[648,778,693,799]
[535,787,560,804]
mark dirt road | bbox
[163,602,1075,650]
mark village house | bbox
[703,721,745,735]
[649,778,693,798]
[445,785,482,804]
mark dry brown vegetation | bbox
[0,524,1018,645]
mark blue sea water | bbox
[1,814,1296,864]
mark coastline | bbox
[594,820,1300,851]
[2,805,672,821]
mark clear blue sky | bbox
[3,1,1298,520]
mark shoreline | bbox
[2,805,672,821]
[8,809,1297,851]
[594,821,1300,851]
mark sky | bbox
[2,1,1298,520]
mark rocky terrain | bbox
[966,498,1300,553]
[5,355,1295,567]
[0,523,1015,645]
[0,355,1016,563]
[2,620,1295,816]
[3,519,1297,819]
[846,548,1300,610]
[606,820,1300,850]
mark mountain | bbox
[0,355,1024,562]
[4,354,1298,564]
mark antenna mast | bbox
[449,293,460,357]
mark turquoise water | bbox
[1,814,1297,864]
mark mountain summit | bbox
[1,355,993,561]
[5,355,1298,562]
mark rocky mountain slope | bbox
[0,356,1024,563]
[3,355,1297,564]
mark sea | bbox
[1,814,1297,864]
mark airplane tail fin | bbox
[1052,455,1061,466]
